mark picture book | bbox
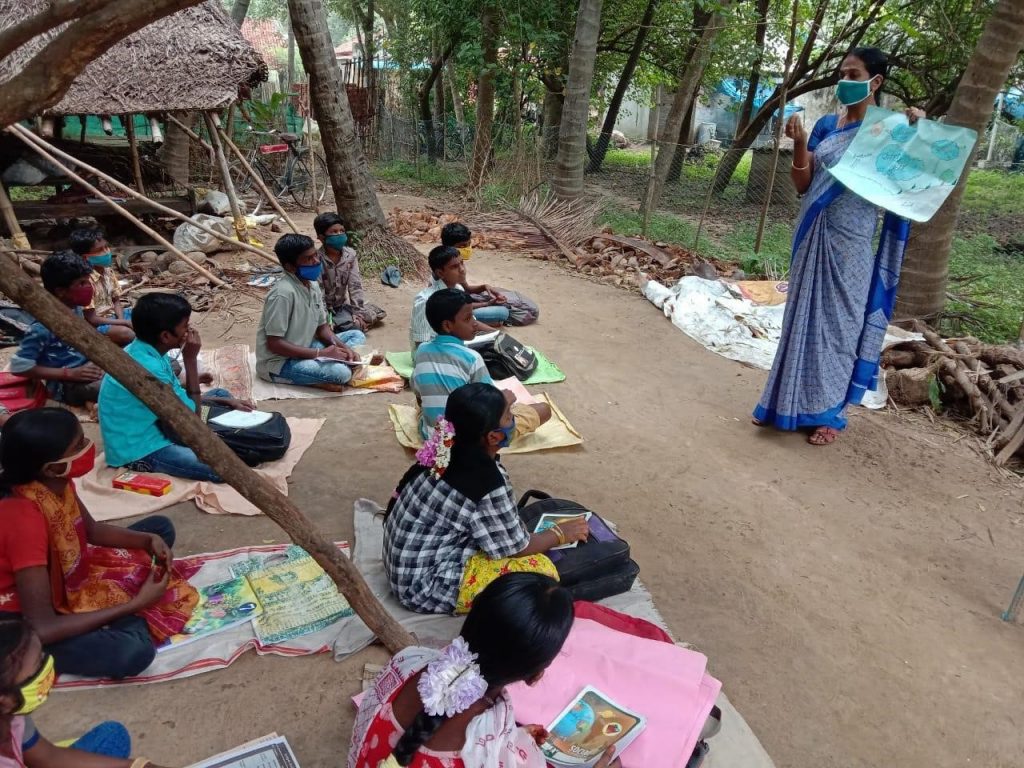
[541,686,646,766]
[231,545,354,645]
[159,576,262,652]
[534,511,592,550]
[187,733,300,768]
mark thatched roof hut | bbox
[0,1,267,117]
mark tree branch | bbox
[0,0,117,63]
[0,0,205,127]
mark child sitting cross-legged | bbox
[98,293,253,483]
[10,252,105,407]
[384,382,583,616]
[313,212,386,333]
[412,289,550,440]
[68,227,134,346]
[0,617,172,767]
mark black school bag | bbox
[517,490,639,601]
[161,405,291,467]
[475,332,538,381]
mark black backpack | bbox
[474,332,538,381]
[162,405,291,467]
[517,490,639,601]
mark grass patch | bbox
[372,160,465,191]
[598,207,700,247]
[946,233,1024,342]
[961,169,1024,219]
[9,186,55,202]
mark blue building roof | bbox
[715,78,804,118]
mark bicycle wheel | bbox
[289,152,330,210]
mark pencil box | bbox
[113,472,172,496]
[516,490,638,601]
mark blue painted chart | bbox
[827,106,978,222]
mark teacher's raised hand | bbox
[905,107,926,124]
[785,114,807,146]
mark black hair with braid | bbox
[390,573,574,765]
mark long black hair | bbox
[0,408,80,491]
[0,619,35,755]
[386,383,508,515]
[391,573,574,765]
[847,46,889,105]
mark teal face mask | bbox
[836,78,873,106]
[87,251,113,267]
[324,233,348,250]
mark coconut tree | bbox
[469,0,499,191]
[895,0,1024,321]
[287,0,424,273]
[551,0,603,200]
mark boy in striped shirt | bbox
[412,289,550,439]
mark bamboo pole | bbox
[124,116,146,195]
[0,249,415,653]
[0,182,30,249]
[8,129,226,287]
[8,124,278,265]
[217,126,301,234]
[753,0,799,254]
[203,112,249,244]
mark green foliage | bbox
[946,234,1024,343]
[961,168,1024,220]
[372,159,466,189]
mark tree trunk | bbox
[552,0,604,200]
[469,1,499,191]
[641,5,726,217]
[666,97,696,183]
[895,0,1024,322]
[417,42,454,162]
[447,60,465,125]
[736,0,770,136]
[230,0,251,27]
[587,0,658,173]
[288,0,424,273]
[0,250,415,653]
[541,82,565,160]
[158,112,192,188]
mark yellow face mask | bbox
[457,246,473,261]
[14,654,55,715]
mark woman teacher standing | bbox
[753,47,925,445]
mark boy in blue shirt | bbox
[98,293,252,482]
[10,251,104,406]
[412,288,550,439]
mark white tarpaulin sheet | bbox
[642,276,923,409]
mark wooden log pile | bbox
[882,325,1024,466]
[388,207,553,255]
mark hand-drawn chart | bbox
[827,106,978,222]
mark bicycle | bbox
[229,129,330,211]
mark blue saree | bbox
[753,115,910,431]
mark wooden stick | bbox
[951,340,1016,423]
[0,251,414,654]
[124,116,146,195]
[919,324,996,433]
[217,126,301,234]
[995,407,1024,465]
[8,129,226,287]
[8,124,278,265]
[165,113,213,154]
[203,112,249,244]
[0,182,30,249]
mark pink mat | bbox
[507,617,721,767]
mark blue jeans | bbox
[473,305,510,325]
[270,331,366,387]
[126,389,232,483]
[72,721,131,758]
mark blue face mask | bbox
[296,262,323,282]
[324,233,348,250]
[495,419,515,448]
[87,251,113,267]
[836,78,873,106]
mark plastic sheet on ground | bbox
[642,276,923,410]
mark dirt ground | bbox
[35,194,1024,768]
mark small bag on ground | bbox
[516,490,638,601]
[161,405,291,467]
[474,332,538,381]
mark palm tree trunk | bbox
[469,1,499,191]
[230,0,250,27]
[588,0,659,173]
[287,0,424,273]
[641,4,726,217]
[158,112,192,188]
[895,0,1024,321]
[552,0,603,200]
[541,76,565,160]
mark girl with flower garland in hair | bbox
[348,573,621,768]
[383,382,588,615]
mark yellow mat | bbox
[388,394,583,454]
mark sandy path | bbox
[37,198,1024,768]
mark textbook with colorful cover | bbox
[158,576,262,652]
[187,733,300,768]
[541,686,646,766]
